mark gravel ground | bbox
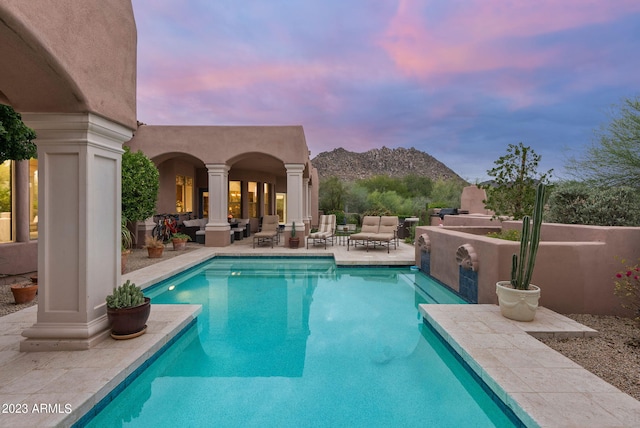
[539,314,640,401]
[1,250,639,402]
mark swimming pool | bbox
[83,257,521,427]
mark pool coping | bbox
[420,304,640,427]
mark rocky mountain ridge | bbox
[312,147,465,182]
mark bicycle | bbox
[152,214,179,243]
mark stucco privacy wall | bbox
[0,0,137,129]
[416,222,640,316]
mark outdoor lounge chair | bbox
[347,216,380,251]
[368,215,399,253]
[253,215,280,248]
[307,214,336,249]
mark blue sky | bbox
[131,0,640,182]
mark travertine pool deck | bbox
[1,241,639,426]
[421,304,640,427]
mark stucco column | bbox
[14,160,30,242]
[284,164,304,246]
[205,164,230,246]
[303,177,311,235]
[20,113,132,351]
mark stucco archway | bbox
[129,125,317,246]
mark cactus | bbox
[510,182,546,290]
[106,280,145,309]
[291,221,296,238]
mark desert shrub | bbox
[547,181,640,226]
[327,210,345,225]
[614,259,640,321]
[486,229,521,241]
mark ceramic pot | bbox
[10,284,38,304]
[147,246,164,258]
[172,238,187,251]
[107,297,151,337]
[289,237,300,249]
[496,281,540,322]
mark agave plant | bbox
[510,182,546,290]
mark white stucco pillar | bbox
[205,163,230,246]
[303,177,311,235]
[20,113,132,351]
[284,164,304,246]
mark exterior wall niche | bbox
[456,244,479,303]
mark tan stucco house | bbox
[0,0,318,350]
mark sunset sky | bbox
[131,0,640,181]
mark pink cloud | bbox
[379,0,640,78]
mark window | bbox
[248,182,258,218]
[263,183,270,216]
[0,161,12,242]
[29,159,38,239]
[229,181,241,219]
[176,175,193,213]
[201,191,209,218]
[276,193,286,223]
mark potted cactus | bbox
[496,182,546,321]
[106,280,151,339]
[289,221,300,249]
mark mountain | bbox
[312,147,466,182]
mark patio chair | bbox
[368,215,399,253]
[347,216,380,251]
[253,215,280,248]
[306,214,336,249]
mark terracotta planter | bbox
[147,246,164,258]
[107,297,151,337]
[289,237,300,249]
[11,284,38,304]
[496,281,541,322]
[172,238,187,251]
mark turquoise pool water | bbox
[84,257,520,427]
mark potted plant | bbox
[106,280,151,339]
[10,280,38,304]
[289,221,300,249]
[121,215,134,274]
[145,235,165,258]
[496,182,546,321]
[171,232,191,251]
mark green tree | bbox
[344,182,369,214]
[0,104,37,163]
[358,175,406,195]
[402,174,433,199]
[122,146,159,222]
[482,143,552,220]
[566,96,640,188]
[318,176,347,212]
[429,179,465,208]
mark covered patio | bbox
[127,125,319,248]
